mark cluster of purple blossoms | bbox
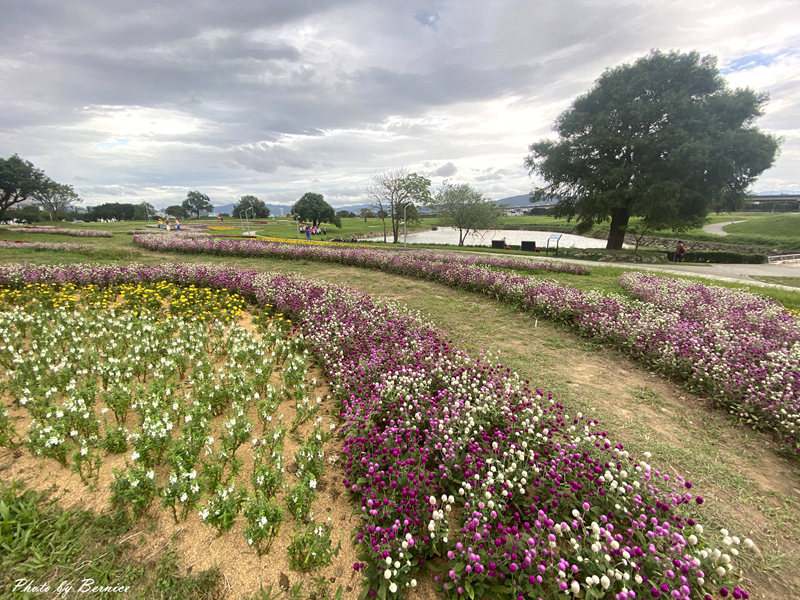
[618,273,800,450]
[0,263,751,599]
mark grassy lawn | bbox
[0,483,223,599]
[751,276,800,289]
[724,213,800,238]
[646,212,800,251]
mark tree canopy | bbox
[233,195,270,218]
[291,193,340,227]
[165,205,189,219]
[525,50,779,248]
[87,203,137,221]
[431,183,499,245]
[182,190,213,219]
[0,154,53,220]
[368,170,432,243]
[133,202,157,221]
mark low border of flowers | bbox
[2,226,113,238]
[133,233,590,275]
[0,263,750,600]
[0,240,94,252]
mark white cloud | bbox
[1,0,798,206]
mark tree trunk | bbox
[606,207,630,249]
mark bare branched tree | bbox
[33,182,80,221]
[367,169,432,243]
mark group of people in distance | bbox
[299,223,326,241]
[157,217,182,231]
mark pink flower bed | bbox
[4,226,112,237]
[0,240,93,251]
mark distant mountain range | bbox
[212,203,292,217]
[210,193,554,217]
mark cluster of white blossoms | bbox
[0,281,342,568]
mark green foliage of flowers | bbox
[252,452,284,499]
[111,464,158,520]
[199,484,245,534]
[288,521,339,572]
[243,493,283,555]
[0,402,16,447]
[103,426,128,453]
[286,477,316,523]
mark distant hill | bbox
[494,194,557,208]
[212,203,292,217]
[209,194,557,217]
[494,194,531,208]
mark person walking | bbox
[675,240,687,262]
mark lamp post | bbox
[403,202,408,247]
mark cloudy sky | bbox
[2,0,799,209]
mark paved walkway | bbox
[545,255,800,291]
[456,249,800,291]
[701,220,745,236]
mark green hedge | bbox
[669,251,767,264]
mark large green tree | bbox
[182,190,213,219]
[0,154,52,220]
[368,170,432,243]
[233,195,270,218]
[431,183,499,246]
[525,50,779,249]
[291,193,340,227]
[165,205,189,219]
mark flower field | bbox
[3,226,113,237]
[134,235,800,455]
[132,233,590,275]
[0,263,754,599]
[0,275,355,597]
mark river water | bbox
[366,227,609,249]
